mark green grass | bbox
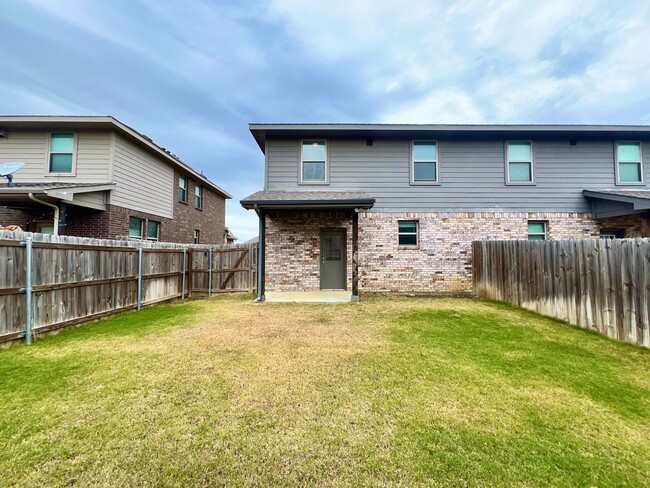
[1,295,649,486]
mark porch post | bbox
[58,202,67,236]
[352,209,359,301]
[255,208,266,302]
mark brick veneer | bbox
[264,210,649,294]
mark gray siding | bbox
[111,135,174,219]
[0,131,111,183]
[266,139,650,212]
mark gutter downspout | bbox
[28,193,59,235]
[254,204,265,302]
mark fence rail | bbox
[0,230,257,345]
[472,238,650,348]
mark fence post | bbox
[137,242,143,310]
[181,248,187,299]
[24,236,33,345]
[208,247,213,297]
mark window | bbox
[128,217,143,238]
[412,141,438,183]
[507,141,533,183]
[616,142,643,183]
[146,220,160,240]
[301,140,327,183]
[527,221,547,240]
[398,220,418,246]
[600,229,624,239]
[193,229,200,244]
[178,175,187,202]
[195,184,203,208]
[49,133,74,173]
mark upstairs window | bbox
[507,141,533,183]
[193,229,200,244]
[128,217,143,239]
[195,184,203,209]
[527,221,547,240]
[147,220,160,241]
[49,133,74,173]
[301,140,327,183]
[398,220,418,246]
[179,175,187,202]
[412,141,438,183]
[616,142,643,183]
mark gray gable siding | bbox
[265,138,650,212]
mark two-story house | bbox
[0,116,232,244]
[242,124,650,300]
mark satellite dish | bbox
[0,161,25,187]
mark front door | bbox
[320,229,346,290]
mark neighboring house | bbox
[242,124,650,299]
[0,116,232,244]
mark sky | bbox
[1,0,650,241]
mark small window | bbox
[128,217,143,238]
[616,142,643,183]
[179,175,187,202]
[49,133,74,173]
[412,141,437,182]
[600,229,624,239]
[301,140,327,182]
[507,141,533,183]
[398,220,418,246]
[193,229,200,244]
[195,185,203,208]
[527,221,547,240]
[146,220,159,241]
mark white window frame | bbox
[146,220,160,241]
[46,132,77,176]
[178,175,188,202]
[195,184,203,209]
[299,139,329,185]
[398,220,419,247]
[410,140,439,185]
[615,141,644,185]
[527,220,547,240]
[506,141,535,185]
[128,217,144,239]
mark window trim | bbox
[146,220,160,241]
[505,140,535,186]
[299,139,329,185]
[195,184,203,209]
[46,132,77,176]
[615,141,644,185]
[178,175,188,203]
[410,140,440,186]
[128,217,144,239]
[398,220,419,248]
[527,220,547,241]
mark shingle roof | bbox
[584,189,650,200]
[5,182,113,190]
[241,190,375,209]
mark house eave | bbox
[241,198,375,211]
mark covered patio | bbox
[241,191,375,302]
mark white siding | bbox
[0,131,110,183]
[111,135,174,218]
[72,191,107,210]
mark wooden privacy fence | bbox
[0,231,257,345]
[473,238,650,348]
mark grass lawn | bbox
[1,295,649,487]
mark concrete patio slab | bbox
[265,291,353,303]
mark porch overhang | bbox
[240,190,375,211]
[583,189,650,218]
[0,182,114,210]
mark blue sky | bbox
[1,0,650,240]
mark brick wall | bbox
[263,210,649,295]
[170,171,226,244]
[265,211,353,292]
[0,206,52,230]
[597,212,650,237]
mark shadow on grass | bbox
[391,307,650,421]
